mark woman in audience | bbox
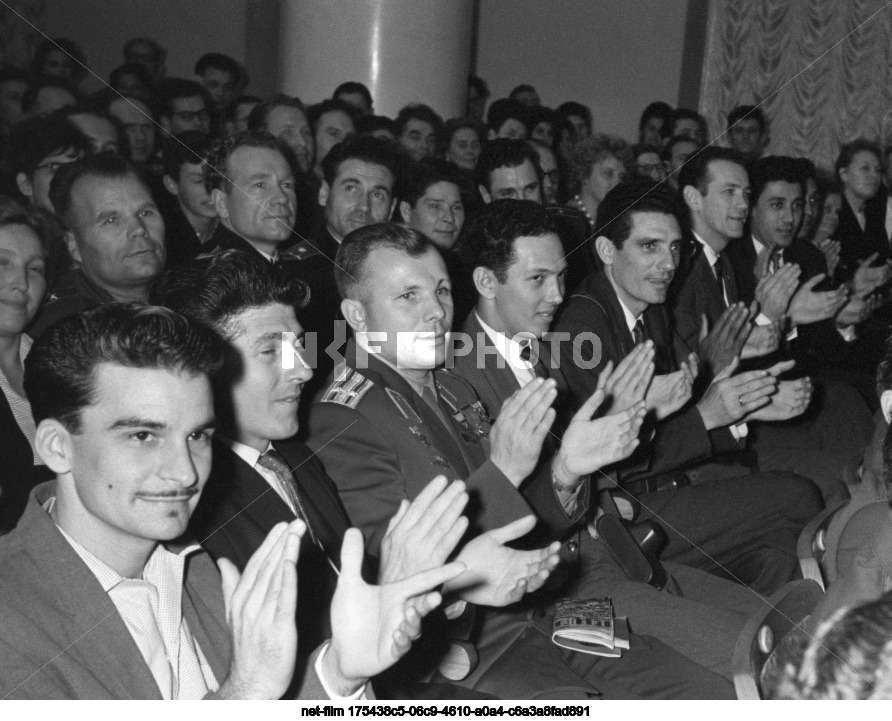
[771,590,892,699]
[443,117,483,172]
[566,133,632,234]
[0,198,53,533]
[812,175,844,279]
[638,101,673,146]
[835,139,888,282]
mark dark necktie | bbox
[632,319,646,346]
[713,258,728,308]
[520,341,549,379]
[768,248,783,275]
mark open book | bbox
[552,598,631,657]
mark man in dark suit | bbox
[554,181,824,596]
[2,303,457,699]
[451,199,767,679]
[308,222,738,698]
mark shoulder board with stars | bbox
[320,367,374,409]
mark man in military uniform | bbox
[307,222,736,699]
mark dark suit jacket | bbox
[835,192,890,283]
[27,269,115,339]
[0,481,330,699]
[307,339,536,554]
[553,270,738,482]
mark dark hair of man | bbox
[568,133,632,195]
[662,133,702,162]
[355,114,398,138]
[333,81,373,109]
[21,78,77,115]
[307,98,358,135]
[461,199,556,283]
[467,75,489,99]
[30,37,86,80]
[161,130,212,179]
[475,138,540,193]
[194,53,240,79]
[109,62,152,91]
[595,180,682,250]
[246,93,307,133]
[395,103,445,138]
[748,156,804,206]
[48,151,139,225]
[151,249,309,344]
[320,134,401,188]
[509,84,536,100]
[123,37,166,63]
[816,171,843,203]
[402,157,470,207]
[670,108,708,140]
[638,101,673,136]
[677,145,743,196]
[6,114,88,176]
[631,143,663,162]
[555,101,592,134]
[444,116,484,146]
[153,77,210,119]
[485,98,527,134]
[335,222,434,301]
[204,130,291,193]
[525,105,554,134]
[835,138,884,177]
[0,64,31,87]
[223,94,261,124]
[24,302,225,432]
[727,104,767,134]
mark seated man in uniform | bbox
[308,222,738,699]
[0,302,463,699]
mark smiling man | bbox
[399,159,466,251]
[30,152,166,337]
[205,131,296,261]
[476,139,542,204]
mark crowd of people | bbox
[2,32,892,701]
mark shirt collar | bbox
[693,231,720,267]
[604,274,643,333]
[224,437,274,469]
[752,234,767,257]
[475,311,535,369]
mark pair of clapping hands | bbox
[210,476,562,700]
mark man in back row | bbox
[0,303,463,698]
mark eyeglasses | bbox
[173,109,210,124]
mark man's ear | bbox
[34,419,73,475]
[681,184,702,214]
[398,200,412,224]
[64,230,82,264]
[161,174,179,197]
[594,236,615,266]
[478,184,492,204]
[472,266,498,300]
[340,298,367,333]
[16,172,33,200]
[211,188,229,220]
[881,389,892,424]
[318,181,330,208]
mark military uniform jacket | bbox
[307,340,534,553]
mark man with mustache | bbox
[0,303,461,698]
[555,180,823,596]
[29,152,166,337]
[308,222,736,698]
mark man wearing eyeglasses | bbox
[156,78,211,137]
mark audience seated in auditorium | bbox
[638,101,672,147]
[485,98,528,141]
[194,53,240,116]
[333,81,373,116]
[308,98,357,181]
[631,142,666,183]
[395,103,443,162]
[155,78,211,137]
[476,138,542,204]
[726,105,769,165]
[668,108,708,146]
[443,117,483,172]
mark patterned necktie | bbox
[768,248,783,275]
[256,448,307,524]
[632,318,646,346]
[713,257,728,308]
[520,341,549,379]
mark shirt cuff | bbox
[729,422,749,440]
[315,642,369,701]
[554,475,586,516]
[755,312,773,326]
[838,324,857,342]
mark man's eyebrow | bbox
[108,417,168,431]
[251,331,285,347]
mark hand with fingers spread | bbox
[602,342,655,413]
[445,515,561,607]
[741,320,780,359]
[216,519,306,700]
[695,357,777,430]
[697,303,751,374]
[378,475,469,584]
[325,528,467,696]
[851,253,891,296]
[817,239,841,278]
[754,263,800,322]
[745,376,813,423]
[645,353,697,420]
[788,274,849,325]
[555,381,647,485]
[488,377,557,487]
[836,288,879,327]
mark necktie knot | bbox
[632,319,646,346]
